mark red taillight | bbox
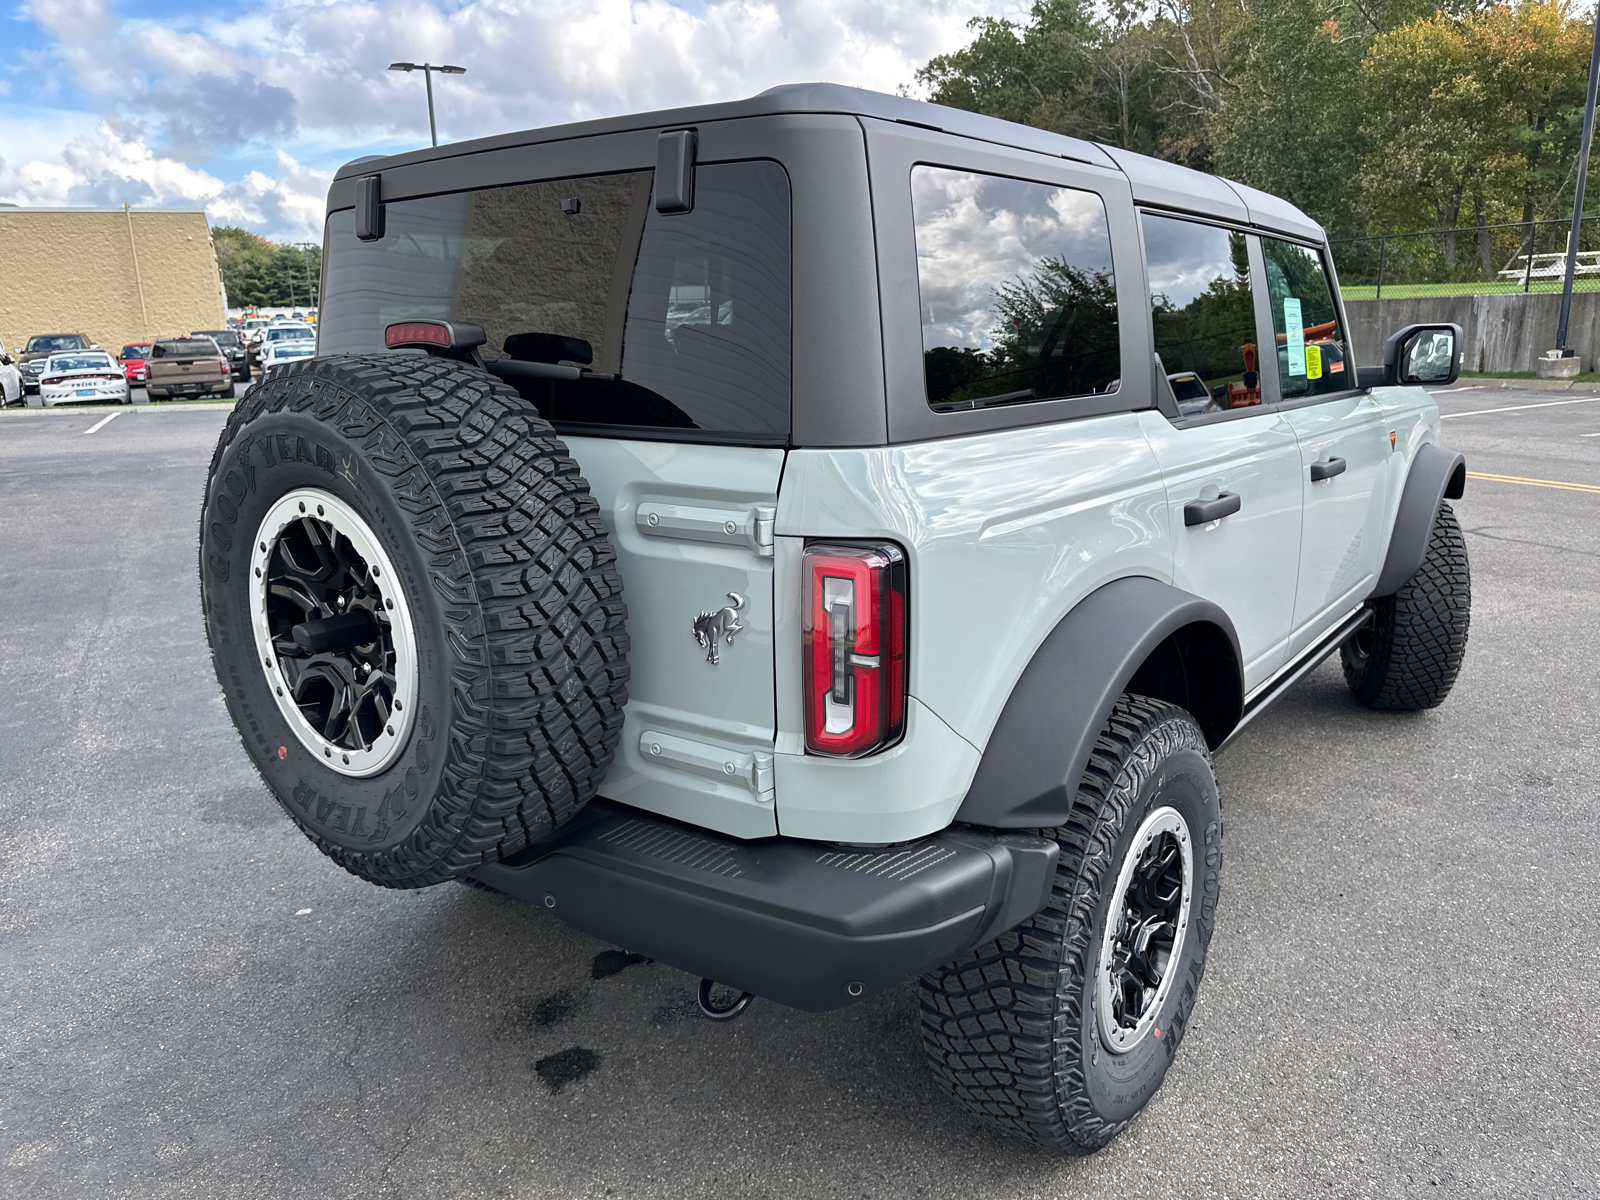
[218,358,230,373]
[802,542,908,757]
[40,376,64,386]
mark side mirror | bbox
[1370,323,1462,388]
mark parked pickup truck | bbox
[146,337,236,401]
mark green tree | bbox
[1211,0,1367,235]
[211,225,323,308]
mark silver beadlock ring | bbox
[1095,805,1194,1055]
[250,488,418,778]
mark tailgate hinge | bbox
[640,730,775,804]
[636,500,776,558]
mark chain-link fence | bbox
[1331,217,1600,299]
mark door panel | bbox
[1284,395,1391,650]
[1138,409,1305,692]
[564,436,783,839]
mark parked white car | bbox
[0,336,21,406]
[34,351,130,407]
[260,340,316,374]
[262,324,315,348]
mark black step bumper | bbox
[470,800,1059,1012]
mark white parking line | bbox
[1440,395,1600,419]
[83,411,121,435]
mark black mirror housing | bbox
[1375,323,1463,387]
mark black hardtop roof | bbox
[332,82,1322,242]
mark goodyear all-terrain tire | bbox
[1341,501,1470,711]
[199,354,629,888]
[919,696,1222,1155]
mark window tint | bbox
[1261,238,1349,398]
[1142,214,1260,417]
[912,167,1119,411]
[319,161,792,438]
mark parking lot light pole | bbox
[387,62,467,148]
[291,243,318,308]
[1555,15,1600,355]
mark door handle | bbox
[1310,456,1347,481]
[1183,492,1241,527]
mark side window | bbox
[1142,213,1260,416]
[911,166,1119,411]
[1260,237,1350,399]
[318,161,792,438]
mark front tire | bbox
[920,696,1222,1154]
[1342,501,1470,711]
[199,354,630,888]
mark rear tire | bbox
[200,354,630,888]
[1342,501,1470,711]
[920,695,1222,1154]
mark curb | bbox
[1,401,237,417]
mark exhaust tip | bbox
[697,978,754,1022]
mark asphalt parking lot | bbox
[2,387,1597,1200]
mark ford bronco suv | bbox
[199,84,1470,1154]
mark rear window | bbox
[318,160,792,440]
[48,354,113,372]
[911,166,1120,411]
[152,338,219,358]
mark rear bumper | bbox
[471,800,1058,1012]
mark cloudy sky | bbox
[0,0,1005,242]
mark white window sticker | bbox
[1284,297,1305,376]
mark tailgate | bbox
[567,437,782,839]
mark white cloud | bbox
[4,0,1003,240]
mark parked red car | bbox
[119,343,152,384]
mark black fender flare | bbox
[953,577,1242,830]
[1371,443,1466,598]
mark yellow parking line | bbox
[1466,470,1600,494]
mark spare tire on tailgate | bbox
[199,354,630,888]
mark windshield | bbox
[195,330,240,347]
[49,354,114,372]
[121,345,151,359]
[27,335,85,353]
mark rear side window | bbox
[911,166,1119,411]
[1260,238,1350,398]
[1142,214,1260,416]
[318,161,792,439]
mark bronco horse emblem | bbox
[693,592,746,664]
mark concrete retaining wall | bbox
[0,208,226,358]
[1345,291,1600,373]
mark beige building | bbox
[0,206,226,355]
